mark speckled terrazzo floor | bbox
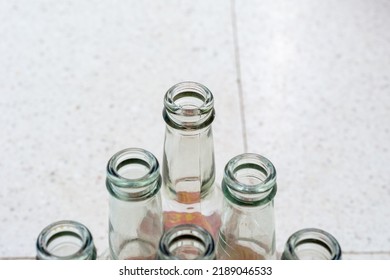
[1,0,389,259]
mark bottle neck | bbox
[162,81,216,203]
[282,228,342,260]
[163,124,216,202]
[158,224,215,260]
[222,153,277,207]
[36,220,96,260]
[162,81,215,131]
[106,148,161,201]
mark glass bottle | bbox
[157,224,215,260]
[36,220,96,260]
[162,81,222,240]
[216,153,277,260]
[106,148,163,260]
[281,228,342,260]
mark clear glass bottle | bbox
[162,81,222,240]
[157,224,215,260]
[36,220,96,260]
[281,228,342,260]
[106,148,163,260]
[216,153,277,260]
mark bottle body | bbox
[36,220,96,260]
[157,224,215,260]
[217,200,275,259]
[281,228,342,260]
[106,148,163,260]
[216,153,277,260]
[162,82,222,240]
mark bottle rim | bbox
[36,220,96,260]
[283,228,342,260]
[158,224,215,260]
[163,81,215,130]
[106,148,161,201]
[222,153,277,205]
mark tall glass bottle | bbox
[162,81,221,240]
[281,228,342,260]
[216,153,277,260]
[157,224,215,260]
[106,148,163,260]
[36,220,96,260]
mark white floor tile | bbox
[0,0,243,257]
[235,0,390,254]
[2,0,389,260]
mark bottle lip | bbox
[36,220,96,260]
[222,153,277,205]
[283,228,342,260]
[163,81,215,130]
[158,224,215,260]
[106,148,161,201]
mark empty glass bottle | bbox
[281,228,342,260]
[161,81,222,240]
[157,224,215,260]
[106,148,163,260]
[36,220,96,260]
[216,153,277,260]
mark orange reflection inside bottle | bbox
[163,211,221,238]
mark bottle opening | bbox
[163,82,215,129]
[233,163,269,186]
[283,228,342,260]
[46,231,84,257]
[116,158,151,180]
[172,91,206,114]
[222,153,277,205]
[108,148,158,181]
[158,224,215,260]
[294,239,334,260]
[168,235,206,259]
[106,148,161,201]
[36,220,96,260]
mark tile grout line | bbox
[230,0,248,153]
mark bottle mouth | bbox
[36,220,96,260]
[106,148,161,201]
[158,224,215,260]
[163,81,215,130]
[283,228,342,260]
[222,153,277,205]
